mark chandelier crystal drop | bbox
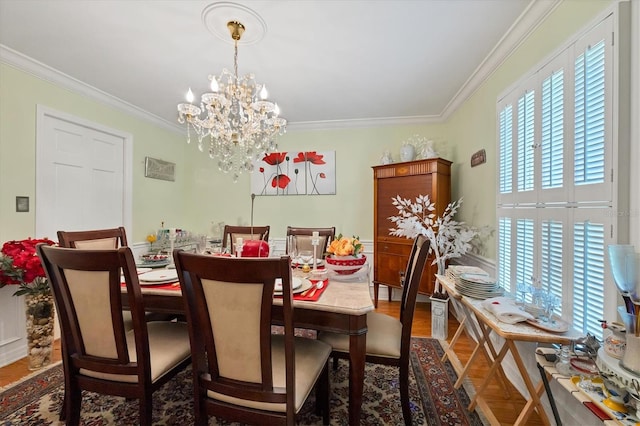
[177,21,287,182]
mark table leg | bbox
[507,340,551,426]
[473,319,512,397]
[537,362,562,425]
[349,331,367,425]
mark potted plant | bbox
[0,237,57,369]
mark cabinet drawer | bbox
[375,253,406,287]
[376,241,412,256]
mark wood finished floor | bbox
[0,301,543,425]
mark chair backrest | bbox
[173,252,295,407]
[57,227,128,249]
[286,226,335,258]
[37,244,151,382]
[221,225,270,251]
[398,235,430,353]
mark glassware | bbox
[608,245,637,296]
[287,236,298,261]
[555,344,573,376]
[540,293,559,324]
[299,250,313,266]
[515,282,530,310]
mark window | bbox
[496,9,627,338]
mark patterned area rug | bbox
[0,338,486,425]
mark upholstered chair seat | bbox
[320,311,402,359]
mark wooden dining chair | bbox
[221,225,270,252]
[57,226,128,249]
[286,226,335,258]
[37,245,191,426]
[173,252,331,426]
[57,226,174,321]
[317,234,430,426]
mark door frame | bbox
[35,105,133,238]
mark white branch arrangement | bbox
[388,195,477,272]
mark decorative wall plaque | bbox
[471,149,486,167]
[144,157,175,181]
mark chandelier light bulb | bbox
[186,88,195,103]
[210,77,219,92]
[274,103,280,116]
[260,85,268,100]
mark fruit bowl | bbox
[325,255,366,275]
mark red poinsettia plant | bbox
[0,238,56,296]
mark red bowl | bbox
[325,255,366,275]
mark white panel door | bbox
[36,112,126,239]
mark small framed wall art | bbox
[144,157,175,182]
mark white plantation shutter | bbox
[574,40,605,187]
[515,218,535,287]
[495,12,621,340]
[497,216,512,291]
[499,105,513,196]
[517,91,535,195]
[541,218,564,315]
[541,70,564,190]
[572,220,605,337]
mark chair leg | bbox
[194,396,208,426]
[399,362,412,426]
[321,364,330,425]
[139,395,153,426]
[67,383,82,426]
[332,356,339,371]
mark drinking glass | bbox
[287,236,298,261]
[299,250,313,266]
[515,282,530,310]
[541,293,559,324]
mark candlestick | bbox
[235,237,244,257]
[311,235,320,270]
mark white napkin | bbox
[481,296,534,324]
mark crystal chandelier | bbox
[177,21,287,181]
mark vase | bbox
[24,293,55,370]
[399,144,416,162]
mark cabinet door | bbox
[375,174,434,239]
[375,239,412,287]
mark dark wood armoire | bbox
[372,158,451,306]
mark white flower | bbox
[388,195,477,270]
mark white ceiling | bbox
[0,0,558,131]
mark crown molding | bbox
[0,44,184,135]
[286,114,442,132]
[440,0,562,120]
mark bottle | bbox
[555,344,572,376]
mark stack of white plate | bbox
[455,272,502,299]
[446,265,489,282]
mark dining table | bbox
[122,264,375,426]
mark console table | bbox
[436,274,583,425]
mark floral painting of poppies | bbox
[251,151,336,196]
